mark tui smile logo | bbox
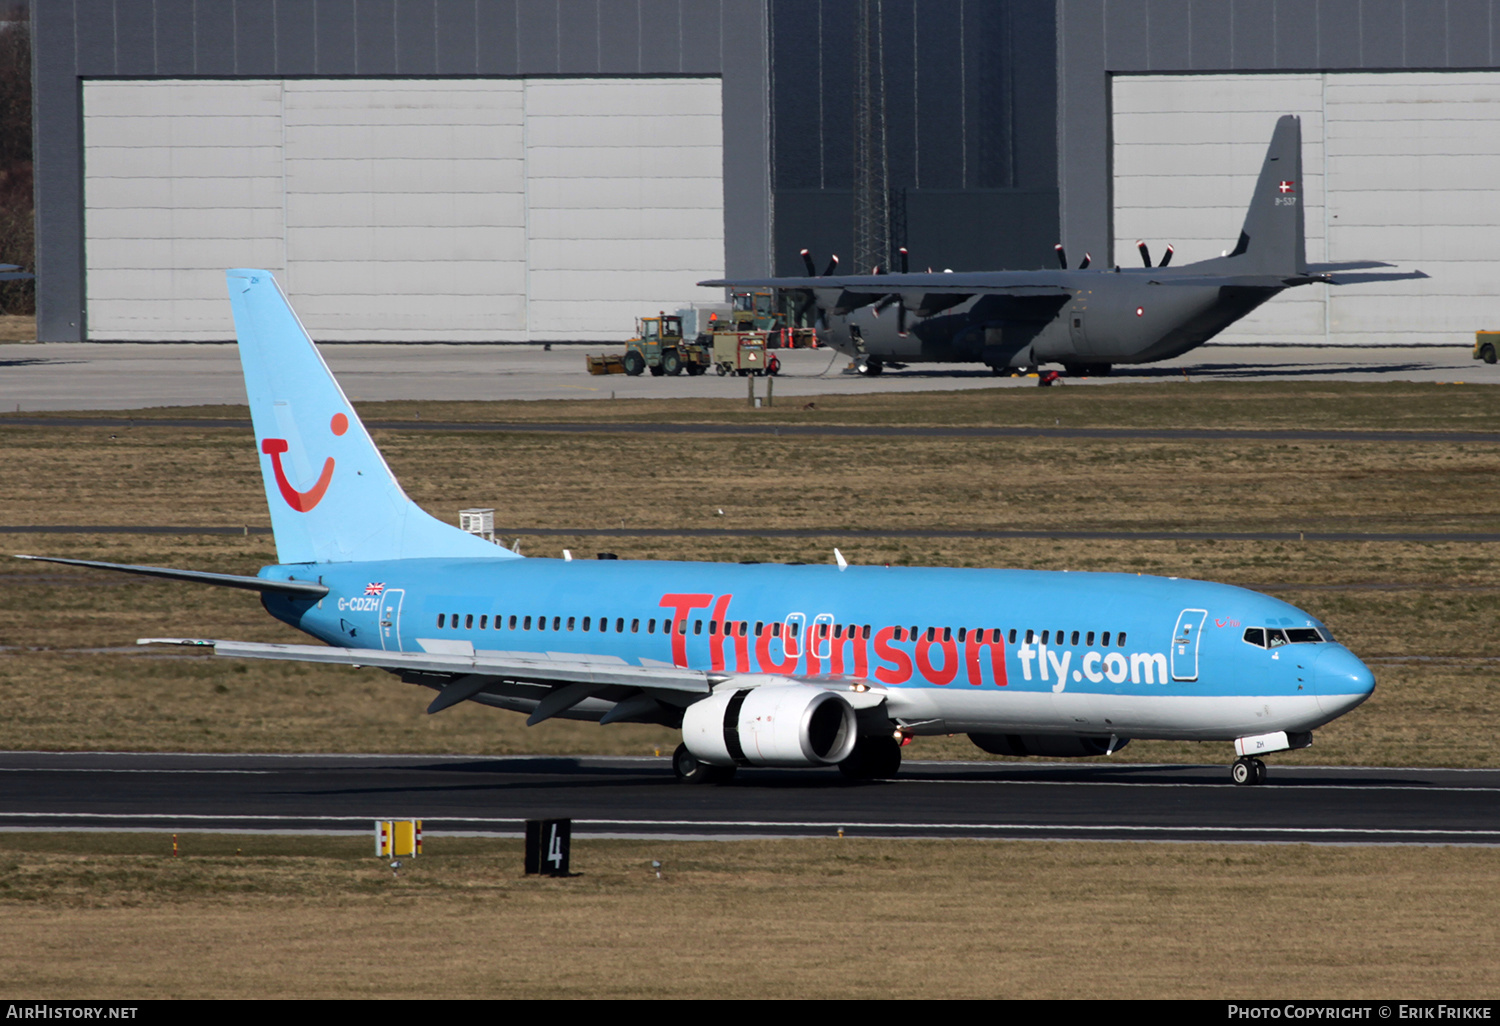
[262,413,349,512]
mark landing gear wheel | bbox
[858,358,884,377]
[1231,756,1266,786]
[661,349,683,376]
[673,744,736,785]
[838,735,903,781]
[622,351,645,376]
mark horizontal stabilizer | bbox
[15,554,328,596]
[1323,269,1430,285]
[1306,261,1395,272]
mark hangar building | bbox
[31,1,1500,347]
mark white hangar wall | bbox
[83,78,724,341]
[1113,73,1500,347]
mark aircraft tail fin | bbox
[226,269,517,565]
[1196,115,1307,277]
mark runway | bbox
[3,752,1497,846]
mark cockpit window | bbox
[1285,628,1324,644]
[1266,629,1289,647]
[1243,628,1266,648]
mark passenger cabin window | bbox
[1118,632,1127,646]
[437,614,445,628]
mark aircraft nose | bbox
[1313,645,1375,717]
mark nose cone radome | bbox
[1313,645,1376,718]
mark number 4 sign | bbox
[525,818,572,877]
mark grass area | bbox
[4,389,1500,764]
[0,314,34,342]
[0,833,1495,998]
[7,378,1500,432]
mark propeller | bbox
[872,248,912,334]
[1054,244,1091,270]
[1137,241,1175,268]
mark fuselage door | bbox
[1171,608,1208,681]
[379,588,406,652]
[783,612,806,659]
[1068,301,1091,354]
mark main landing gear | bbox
[672,743,736,785]
[1231,756,1268,786]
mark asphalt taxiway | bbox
[3,752,1497,846]
[0,342,1489,411]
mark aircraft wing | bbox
[1148,270,1429,287]
[141,637,717,693]
[138,637,895,722]
[700,271,1075,293]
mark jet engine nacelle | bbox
[968,733,1130,758]
[682,683,858,768]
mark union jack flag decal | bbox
[365,582,386,596]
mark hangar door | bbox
[83,79,723,341]
[1113,73,1496,347]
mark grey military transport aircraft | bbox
[702,116,1426,379]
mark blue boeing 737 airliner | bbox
[19,270,1375,785]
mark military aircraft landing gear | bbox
[673,743,737,785]
[1231,756,1268,786]
[857,357,884,376]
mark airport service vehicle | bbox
[702,116,1425,380]
[730,290,817,349]
[710,329,778,376]
[19,270,1376,786]
[623,314,710,377]
[1474,331,1498,365]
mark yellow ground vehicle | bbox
[623,314,711,376]
[1475,331,1500,364]
[730,291,817,348]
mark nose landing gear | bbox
[1231,756,1268,786]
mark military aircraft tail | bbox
[226,269,517,566]
[1196,114,1307,277]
